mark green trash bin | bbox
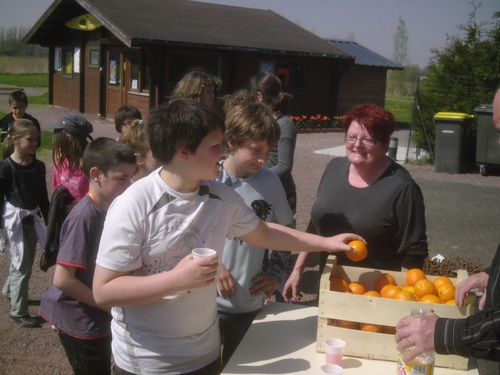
[433,112,474,174]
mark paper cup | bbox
[320,363,343,375]
[324,338,346,366]
[192,248,217,258]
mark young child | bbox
[49,113,94,202]
[216,101,294,366]
[0,119,49,328]
[114,105,142,135]
[171,69,222,107]
[119,119,161,181]
[0,90,42,147]
[92,98,363,374]
[249,72,296,301]
[39,137,136,374]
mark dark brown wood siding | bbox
[336,66,388,114]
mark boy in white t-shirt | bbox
[93,98,363,375]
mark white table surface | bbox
[222,302,479,375]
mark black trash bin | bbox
[475,104,500,176]
[433,112,474,174]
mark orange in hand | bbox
[346,240,368,262]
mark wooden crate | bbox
[316,255,476,370]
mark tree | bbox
[393,16,410,65]
[387,17,417,96]
[412,2,500,151]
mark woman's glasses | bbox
[345,134,376,147]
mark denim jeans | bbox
[219,309,260,368]
[58,331,112,375]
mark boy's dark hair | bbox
[82,137,136,178]
[224,102,280,150]
[148,98,225,164]
[114,105,142,133]
[9,90,28,106]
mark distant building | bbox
[327,39,403,114]
[24,0,400,119]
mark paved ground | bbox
[0,104,498,374]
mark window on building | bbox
[261,61,309,92]
[62,46,73,78]
[88,47,100,69]
[129,48,150,92]
[108,50,120,85]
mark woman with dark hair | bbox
[249,73,296,300]
[283,102,429,302]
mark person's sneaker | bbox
[9,315,41,328]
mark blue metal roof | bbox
[327,39,403,69]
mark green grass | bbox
[385,96,414,129]
[29,92,49,106]
[0,73,48,87]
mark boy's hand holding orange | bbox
[346,240,368,262]
[328,234,366,254]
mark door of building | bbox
[105,48,127,118]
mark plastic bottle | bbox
[396,308,435,375]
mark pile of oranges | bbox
[328,268,457,333]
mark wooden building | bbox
[327,39,403,114]
[24,0,399,119]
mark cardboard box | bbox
[316,255,475,370]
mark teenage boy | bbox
[93,99,363,375]
[216,101,294,366]
[0,90,41,146]
[39,138,136,375]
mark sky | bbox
[1,0,499,68]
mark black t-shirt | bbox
[309,157,428,271]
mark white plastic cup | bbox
[324,338,346,366]
[192,248,217,258]
[320,363,344,375]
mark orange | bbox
[414,278,437,299]
[393,290,415,301]
[433,276,454,289]
[445,299,456,306]
[375,273,397,293]
[437,284,456,303]
[360,323,382,333]
[380,284,401,299]
[336,319,359,330]
[419,294,442,304]
[348,282,367,295]
[401,285,416,299]
[406,268,426,286]
[363,290,381,298]
[330,277,350,293]
[382,326,397,335]
[346,240,368,262]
